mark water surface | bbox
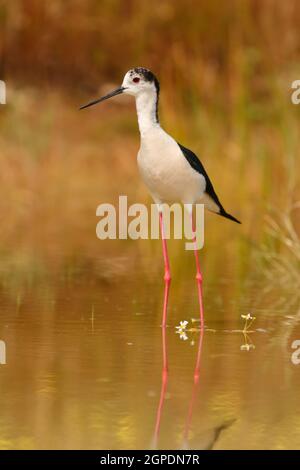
[0,238,299,450]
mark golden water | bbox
[0,231,299,450]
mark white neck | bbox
[135,90,159,136]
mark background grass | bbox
[0,0,299,285]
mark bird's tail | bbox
[219,208,241,224]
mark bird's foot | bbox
[196,272,202,283]
[164,271,171,282]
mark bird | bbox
[80,67,241,327]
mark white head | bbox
[121,67,160,98]
[80,67,160,122]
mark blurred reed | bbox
[0,0,299,283]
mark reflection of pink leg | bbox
[153,323,169,447]
[190,213,204,329]
[159,212,171,282]
[183,327,204,442]
[162,307,168,371]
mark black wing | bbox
[178,143,241,224]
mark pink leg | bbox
[193,325,204,384]
[161,277,170,328]
[159,212,171,282]
[190,212,204,329]
[159,212,171,327]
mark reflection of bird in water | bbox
[151,326,168,450]
[151,285,235,449]
[80,67,241,326]
[183,419,236,450]
[183,328,235,449]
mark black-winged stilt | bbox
[80,67,241,327]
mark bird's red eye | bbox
[133,77,140,83]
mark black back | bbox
[178,143,241,224]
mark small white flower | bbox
[241,313,252,320]
[240,343,255,351]
[175,320,188,331]
[176,330,188,341]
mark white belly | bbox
[137,128,206,204]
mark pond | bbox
[0,233,299,450]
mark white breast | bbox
[137,127,206,205]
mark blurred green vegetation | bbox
[0,0,299,287]
[1,1,300,99]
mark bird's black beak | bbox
[79,86,126,110]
